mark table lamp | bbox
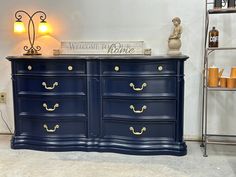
[14,10,49,55]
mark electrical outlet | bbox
[0,92,6,103]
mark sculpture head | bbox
[172,17,181,27]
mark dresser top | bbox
[6,55,189,61]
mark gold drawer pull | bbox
[27,65,32,71]
[42,82,58,90]
[158,65,163,71]
[68,66,73,71]
[130,105,147,114]
[43,124,59,133]
[129,127,146,136]
[114,66,120,72]
[43,103,59,112]
[129,83,147,91]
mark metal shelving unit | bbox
[201,0,236,157]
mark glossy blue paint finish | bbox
[19,117,87,138]
[101,60,177,76]
[18,96,87,117]
[102,120,176,141]
[102,77,177,98]
[16,76,86,96]
[7,55,188,156]
[103,99,176,120]
[15,59,86,74]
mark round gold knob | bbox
[27,65,32,71]
[114,66,120,72]
[68,66,73,71]
[158,66,163,71]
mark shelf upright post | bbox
[201,0,210,153]
[203,47,209,157]
[204,5,210,157]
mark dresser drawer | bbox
[19,118,87,138]
[15,60,86,74]
[103,99,176,120]
[102,120,175,141]
[103,77,176,98]
[18,96,87,117]
[102,60,177,75]
[16,76,86,96]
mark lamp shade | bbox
[14,21,25,33]
[38,21,49,33]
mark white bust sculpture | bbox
[168,17,182,56]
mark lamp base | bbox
[23,53,41,56]
[23,48,42,56]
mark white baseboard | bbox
[0,132,12,135]
[184,135,201,141]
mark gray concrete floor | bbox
[0,135,235,177]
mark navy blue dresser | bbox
[7,55,188,155]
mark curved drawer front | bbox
[103,77,176,98]
[18,97,87,117]
[19,118,87,138]
[16,76,86,96]
[15,60,86,74]
[102,120,175,141]
[102,61,177,75]
[103,99,176,120]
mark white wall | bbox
[0,0,235,139]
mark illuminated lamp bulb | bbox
[14,21,25,33]
[38,21,49,34]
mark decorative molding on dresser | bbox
[7,55,189,156]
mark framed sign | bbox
[60,41,144,55]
